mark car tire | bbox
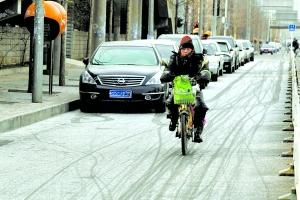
[250,56,254,61]
[80,100,93,113]
[211,74,218,81]
[154,102,166,113]
[219,69,223,76]
[226,67,232,73]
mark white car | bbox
[134,39,178,64]
[236,40,247,66]
[237,39,254,61]
[202,40,224,81]
[207,39,235,73]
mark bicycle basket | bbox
[173,75,195,104]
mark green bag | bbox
[173,75,195,104]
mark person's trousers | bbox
[166,90,208,128]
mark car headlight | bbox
[81,71,96,84]
[146,72,162,85]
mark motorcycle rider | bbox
[160,35,210,143]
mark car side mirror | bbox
[230,48,234,51]
[83,57,89,67]
[203,48,207,55]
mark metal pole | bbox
[184,1,188,34]
[198,0,204,38]
[32,0,44,103]
[90,0,106,55]
[175,0,178,33]
[109,0,113,41]
[212,0,218,36]
[224,0,228,36]
[59,0,67,86]
[147,0,154,39]
[246,0,251,40]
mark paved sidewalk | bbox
[0,58,85,133]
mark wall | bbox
[0,27,91,66]
[70,29,88,60]
[0,26,30,67]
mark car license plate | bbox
[109,90,132,98]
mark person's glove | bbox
[160,71,175,83]
[196,70,211,89]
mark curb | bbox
[0,99,79,133]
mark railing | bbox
[291,51,300,199]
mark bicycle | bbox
[177,103,195,155]
[173,75,198,155]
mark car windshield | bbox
[261,44,272,48]
[158,35,202,53]
[210,37,235,48]
[92,46,158,66]
[217,42,229,52]
[203,44,216,55]
[243,42,250,48]
[154,44,174,61]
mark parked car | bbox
[79,41,168,113]
[133,39,178,64]
[235,40,247,66]
[209,36,239,69]
[260,43,275,54]
[202,40,224,81]
[157,34,209,69]
[208,39,235,73]
[237,39,254,62]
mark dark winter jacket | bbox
[160,51,207,84]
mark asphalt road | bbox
[0,53,294,200]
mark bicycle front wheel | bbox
[180,114,188,155]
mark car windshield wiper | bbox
[114,63,139,65]
[92,59,109,65]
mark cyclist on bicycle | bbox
[160,35,210,143]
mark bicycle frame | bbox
[178,104,194,155]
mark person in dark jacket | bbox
[160,35,210,143]
[292,38,299,54]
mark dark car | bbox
[79,41,167,113]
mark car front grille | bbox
[98,75,146,87]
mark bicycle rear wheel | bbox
[180,114,188,155]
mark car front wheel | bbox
[154,102,166,113]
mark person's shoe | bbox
[193,126,203,143]
[193,134,203,143]
[169,120,177,131]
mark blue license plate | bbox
[109,90,132,98]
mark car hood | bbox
[206,55,220,62]
[87,64,161,77]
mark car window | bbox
[261,44,271,48]
[154,44,175,61]
[158,35,202,53]
[217,42,229,52]
[243,42,250,48]
[210,37,234,49]
[203,44,216,55]
[192,39,202,53]
[158,36,180,46]
[92,46,158,66]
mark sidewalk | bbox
[0,58,85,133]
